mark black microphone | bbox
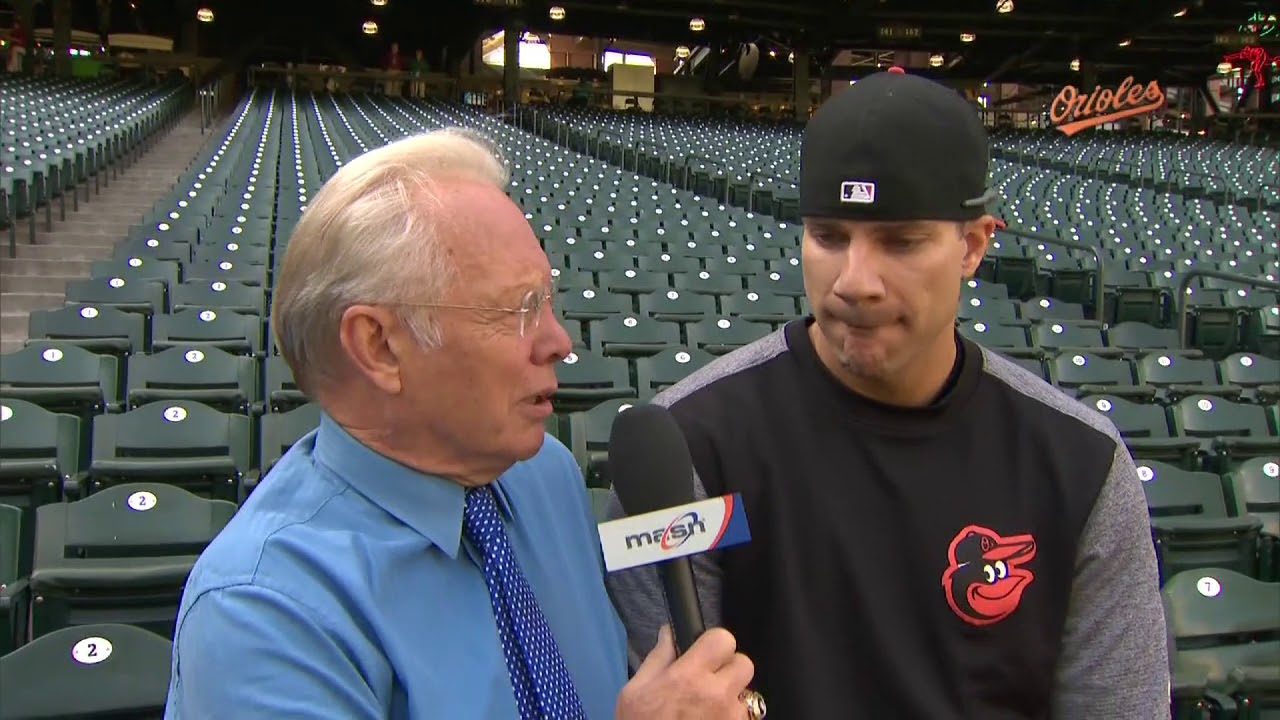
[608,403,707,654]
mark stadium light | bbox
[1216,61,1232,73]
[362,20,379,35]
[675,45,690,59]
[196,8,214,22]
[995,0,1014,14]
[929,53,944,67]
[689,18,705,32]
[960,32,976,43]
[371,0,388,5]
[1117,38,1132,47]
[1070,58,1080,71]
[549,6,566,20]
[1172,7,1187,17]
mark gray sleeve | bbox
[602,469,724,672]
[1051,442,1170,719]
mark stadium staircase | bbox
[1,106,214,356]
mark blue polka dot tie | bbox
[464,486,587,720]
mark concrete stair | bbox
[0,108,216,356]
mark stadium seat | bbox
[554,350,635,410]
[258,402,322,478]
[1163,568,1280,716]
[0,398,82,512]
[1169,395,1280,472]
[0,342,120,415]
[27,483,237,640]
[86,400,254,501]
[0,503,29,656]
[1224,457,1280,581]
[26,305,146,357]
[1079,394,1200,468]
[0,623,173,719]
[1136,460,1261,582]
[125,345,262,414]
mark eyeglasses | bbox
[395,280,557,338]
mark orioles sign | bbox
[1048,76,1166,136]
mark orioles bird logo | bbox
[942,525,1037,626]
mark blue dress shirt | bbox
[164,413,629,719]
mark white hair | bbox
[271,127,510,396]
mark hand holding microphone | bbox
[605,404,765,720]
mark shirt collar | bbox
[312,412,517,559]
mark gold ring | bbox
[740,689,767,720]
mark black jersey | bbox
[604,317,1169,719]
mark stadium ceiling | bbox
[510,0,1274,84]
[30,0,1276,86]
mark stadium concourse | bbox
[0,76,1278,718]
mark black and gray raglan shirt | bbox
[604,317,1170,719]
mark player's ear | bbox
[960,216,996,278]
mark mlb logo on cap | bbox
[840,180,876,205]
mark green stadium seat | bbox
[721,290,798,325]
[0,398,82,513]
[258,402,322,478]
[26,305,147,357]
[0,342,120,415]
[1047,352,1152,399]
[686,316,772,355]
[264,356,309,413]
[673,270,742,296]
[635,347,716,399]
[1079,394,1200,469]
[589,314,681,357]
[1170,395,1280,472]
[171,279,267,316]
[151,308,263,357]
[554,350,635,410]
[0,503,30,656]
[125,346,261,415]
[1136,459,1261,581]
[1219,353,1280,404]
[1135,353,1240,402]
[1224,457,1280,581]
[0,623,173,719]
[1107,321,1196,357]
[1163,569,1280,716]
[637,252,700,274]
[27,483,236,640]
[639,289,717,322]
[560,287,632,321]
[63,276,166,317]
[86,400,254,502]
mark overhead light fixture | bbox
[960,32,976,43]
[549,5,565,20]
[1217,61,1233,73]
[371,0,388,6]
[1172,7,1187,17]
[788,51,795,63]
[362,20,379,35]
[996,0,1014,14]
[196,7,214,22]
[676,45,690,59]
[1070,58,1080,71]
[1118,38,1132,47]
[768,49,777,57]
[689,17,705,31]
[929,53,944,67]
[522,32,541,43]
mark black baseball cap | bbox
[799,67,997,222]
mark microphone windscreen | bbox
[608,403,698,516]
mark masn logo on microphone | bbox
[599,494,752,573]
[624,511,708,551]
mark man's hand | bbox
[616,625,756,720]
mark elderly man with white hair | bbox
[164,128,757,720]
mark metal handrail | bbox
[1176,269,1280,347]
[998,226,1107,323]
